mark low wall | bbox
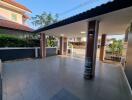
[0,47,57,61]
[0,59,2,100]
[46,47,58,57]
[0,59,2,77]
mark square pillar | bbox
[84,20,99,79]
[60,36,68,55]
[60,36,63,55]
[40,33,46,58]
[99,34,106,61]
[125,31,128,42]
[63,37,68,55]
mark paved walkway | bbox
[2,56,132,100]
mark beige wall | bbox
[0,7,23,24]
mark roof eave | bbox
[34,0,132,33]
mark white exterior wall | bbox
[0,7,23,24]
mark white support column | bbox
[35,48,39,58]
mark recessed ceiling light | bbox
[81,31,86,34]
[61,34,64,36]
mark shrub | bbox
[46,36,57,47]
[0,34,40,47]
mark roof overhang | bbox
[35,0,132,37]
[0,19,34,32]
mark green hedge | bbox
[0,34,40,47]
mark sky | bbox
[16,0,112,28]
[16,0,124,39]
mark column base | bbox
[84,73,94,79]
[84,57,94,79]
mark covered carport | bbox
[2,0,132,100]
[35,0,132,80]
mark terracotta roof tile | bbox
[0,19,34,32]
[2,0,32,13]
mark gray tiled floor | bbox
[0,77,2,100]
[2,56,132,100]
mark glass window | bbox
[11,13,17,21]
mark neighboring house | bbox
[0,0,34,38]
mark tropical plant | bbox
[109,40,117,55]
[108,39,123,56]
[116,40,123,55]
[46,36,57,47]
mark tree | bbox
[31,12,59,47]
[31,12,58,28]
